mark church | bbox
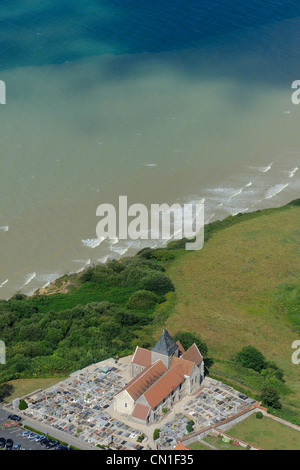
[113,329,205,425]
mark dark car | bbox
[8,414,22,421]
[6,438,14,450]
[46,439,59,449]
[40,438,50,446]
[55,444,68,450]
[0,437,6,448]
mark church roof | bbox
[144,362,185,409]
[151,329,178,357]
[182,343,203,364]
[132,403,150,421]
[176,340,185,355]
[170,356,195,377]
[132,346,152,367]
[120,360,167,401]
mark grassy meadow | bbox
[227,414,300,450]
[161,202,300,422]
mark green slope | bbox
[162,201,300,422]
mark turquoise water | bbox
[0,1,300,298]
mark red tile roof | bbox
[178,358,195,377]
[176,340,185,355]
[182,343,203,364]
[132,346,152,367]
[124,360,167,401]
[170,356,180,368]
[174,442,191,450]
[170,356,195,377]
[144,363,185,409]
[132,403,150,421]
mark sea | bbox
[0,0,300,299]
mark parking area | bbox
[0,425,49,450]
[0,410,72,450]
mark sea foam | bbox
[0,279,8,288]
[81,237,105,248]
[265,183,289,199]
[250,162,273,173]
[287,167,299,178]
[24,272,36,286]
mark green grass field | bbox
[203,434,245,450]
[3,377,68,402]
[188,440,213,450]
[160,203,300,421]
[227,414,300,450]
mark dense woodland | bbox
[0,255,177,384]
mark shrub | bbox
[256,411,263,419]
[18,399,28,410]
[137,248,153,259]
[140,272,174,295]
[186,424,193,433]
[150,250,176,261]
[127,290,159,310]
[264,361,285,382]
[235,346,266,372]
[174,331,208,357]
[261,385,282,410]
[153,429,160,440]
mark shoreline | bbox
[1,195,299,302]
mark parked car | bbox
[35,434,45,442]
[0,437,6,448]
[55,444,68,450]
[6,438,13,450]
[40,438,50,446]
[7,414,22,422]
[12,443,21,450]
[46,439,59,449]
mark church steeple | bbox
[151,328,178,364]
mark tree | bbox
[186,424,193,433]
[12,292,26,301]
[18,399,28,410]
[264,361,285,382]
[127,290,159,310]
[140,272,174,296]
[114,310,139,326]
[174,331,208,357]
[261,385,282,410]
[0,383,14,401]
[235,346,266,372]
